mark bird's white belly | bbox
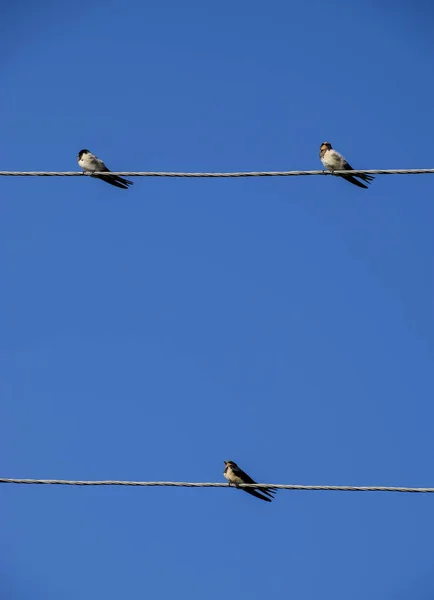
[322,157,339,171]
[322,151,344,171]
[227,473,243,486]
[79,157,103,172]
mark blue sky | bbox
[1,1,434,598]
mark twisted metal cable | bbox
[1,478,433,493]
[0,169,433,178]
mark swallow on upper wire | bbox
[223,460,277,503]
[77,149,134,190]
[319,142,374,189]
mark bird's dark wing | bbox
[94,173,134,189]
[251,485,276,500]
[231,465,257,484]
[357,173,375,184]
[340,174,369,189]
[232,465,277,500]
[341,161,374,187]
[242,488,273,502]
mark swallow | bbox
[319,142,374,189]
[223,460,276,503]
[77,149,134,190]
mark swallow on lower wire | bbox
[319,142,374,189]
[223,460,276,503]
[77,149,134,190]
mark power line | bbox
[0,478,433,493]
[0,169,433,178]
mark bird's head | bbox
[320,142,332,152]
[77,149,90,159]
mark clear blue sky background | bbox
[1,2,434,598]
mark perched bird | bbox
[77,149,134,190]
[223,460,276,503]
[319,142,374,189]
